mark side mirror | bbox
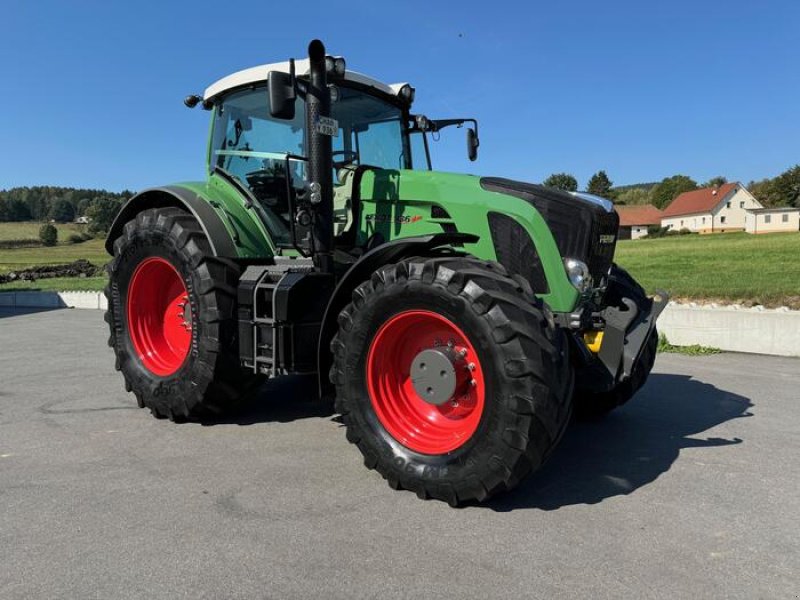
[268,71,296,120]
[467,128,479,161]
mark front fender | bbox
[316,232,479,397]
[105,186,238,257]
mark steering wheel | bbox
[332,150,359,170]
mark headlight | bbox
[398,84,415,103]
[563,258,592,292]
[325,56,346,77]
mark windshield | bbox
[211,84,412,246]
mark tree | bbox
[543,172,578,192]
[650,175,698,209]
[614,187,651,206]
[702,176,727,188]
[39,223,58,246]
[76,198,91,217]
[50,198,75,223]
[587,170,613,198]
[86,197,123,234]
[5,198,31,221]
[0,198,8,221]
[770,165,800,208]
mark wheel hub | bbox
[410,348,467,406]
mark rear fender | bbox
[104,186,237,257]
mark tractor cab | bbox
[201,59,477,259]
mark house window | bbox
[726,202,731,209]
[680,220,684,226]
[702,217,706,224]
[765,215,771,224]
[721,216,726,224]
[740,201,745,208]
[782,214,789,223]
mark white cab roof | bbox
[204,59,407,101]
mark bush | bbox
[80,232,94,241]
[68,233,85,244]
[678,228,694,235]
[39,223,58,246]
[646,225,671,238]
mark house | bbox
[74,216,91,224]
[661,182,762,233]
[745,207,800,234]
[616,204,663,240]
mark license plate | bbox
[315,116,339,137]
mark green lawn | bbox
[0,238,108,274]
[0,221,88,241]
[615,231,800,308]
[0,276,108,292]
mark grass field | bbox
[0,221,87,241]
[615,231,800,308]
[0,238,108,274]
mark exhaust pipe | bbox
[306,39,334,274]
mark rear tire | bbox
[104,207,259,421]
[573,265,658,419]
[330,256,573,505]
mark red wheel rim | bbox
[126,257,192,376]
[366,310,486,454]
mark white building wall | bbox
[661,213,713,233]
[746,210,800,233]
[631,225,649,239]
[711,187,761,230]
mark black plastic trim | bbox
[104,186,237,257]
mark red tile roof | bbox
[661,183,738,218]
[615,204,663,226]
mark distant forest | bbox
[0,186,133,233]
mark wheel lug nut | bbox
[460,348,468,357]
[467,362,475,371]
[470,379,477,387]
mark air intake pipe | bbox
[305,39,334,274]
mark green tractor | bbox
[104,40,666,505]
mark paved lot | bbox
[1,308,798,599]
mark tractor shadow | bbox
[201,374,333,426]
[488,373,753,512]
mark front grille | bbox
[480,177,619,288]
[487,212,548,293]
[587,210,619,286]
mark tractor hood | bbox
[480,177,620,286]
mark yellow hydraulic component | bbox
[583,330,604,354]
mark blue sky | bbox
[1,0,798,192]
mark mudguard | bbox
[104,186,237,257]
[316,232,479,396]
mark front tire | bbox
[104,207,258,421]
[330,256,573,505]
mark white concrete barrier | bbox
[1,292,798,357]
[0,291,107,310]
[659,302,800,357]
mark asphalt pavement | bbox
[1,308,798,599]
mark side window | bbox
[782,213,789,223]
[765,215,772,224]
[409,132,430,170]
[740,201,745,208]
[356,120,404,169]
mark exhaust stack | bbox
[305,39,334,274]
